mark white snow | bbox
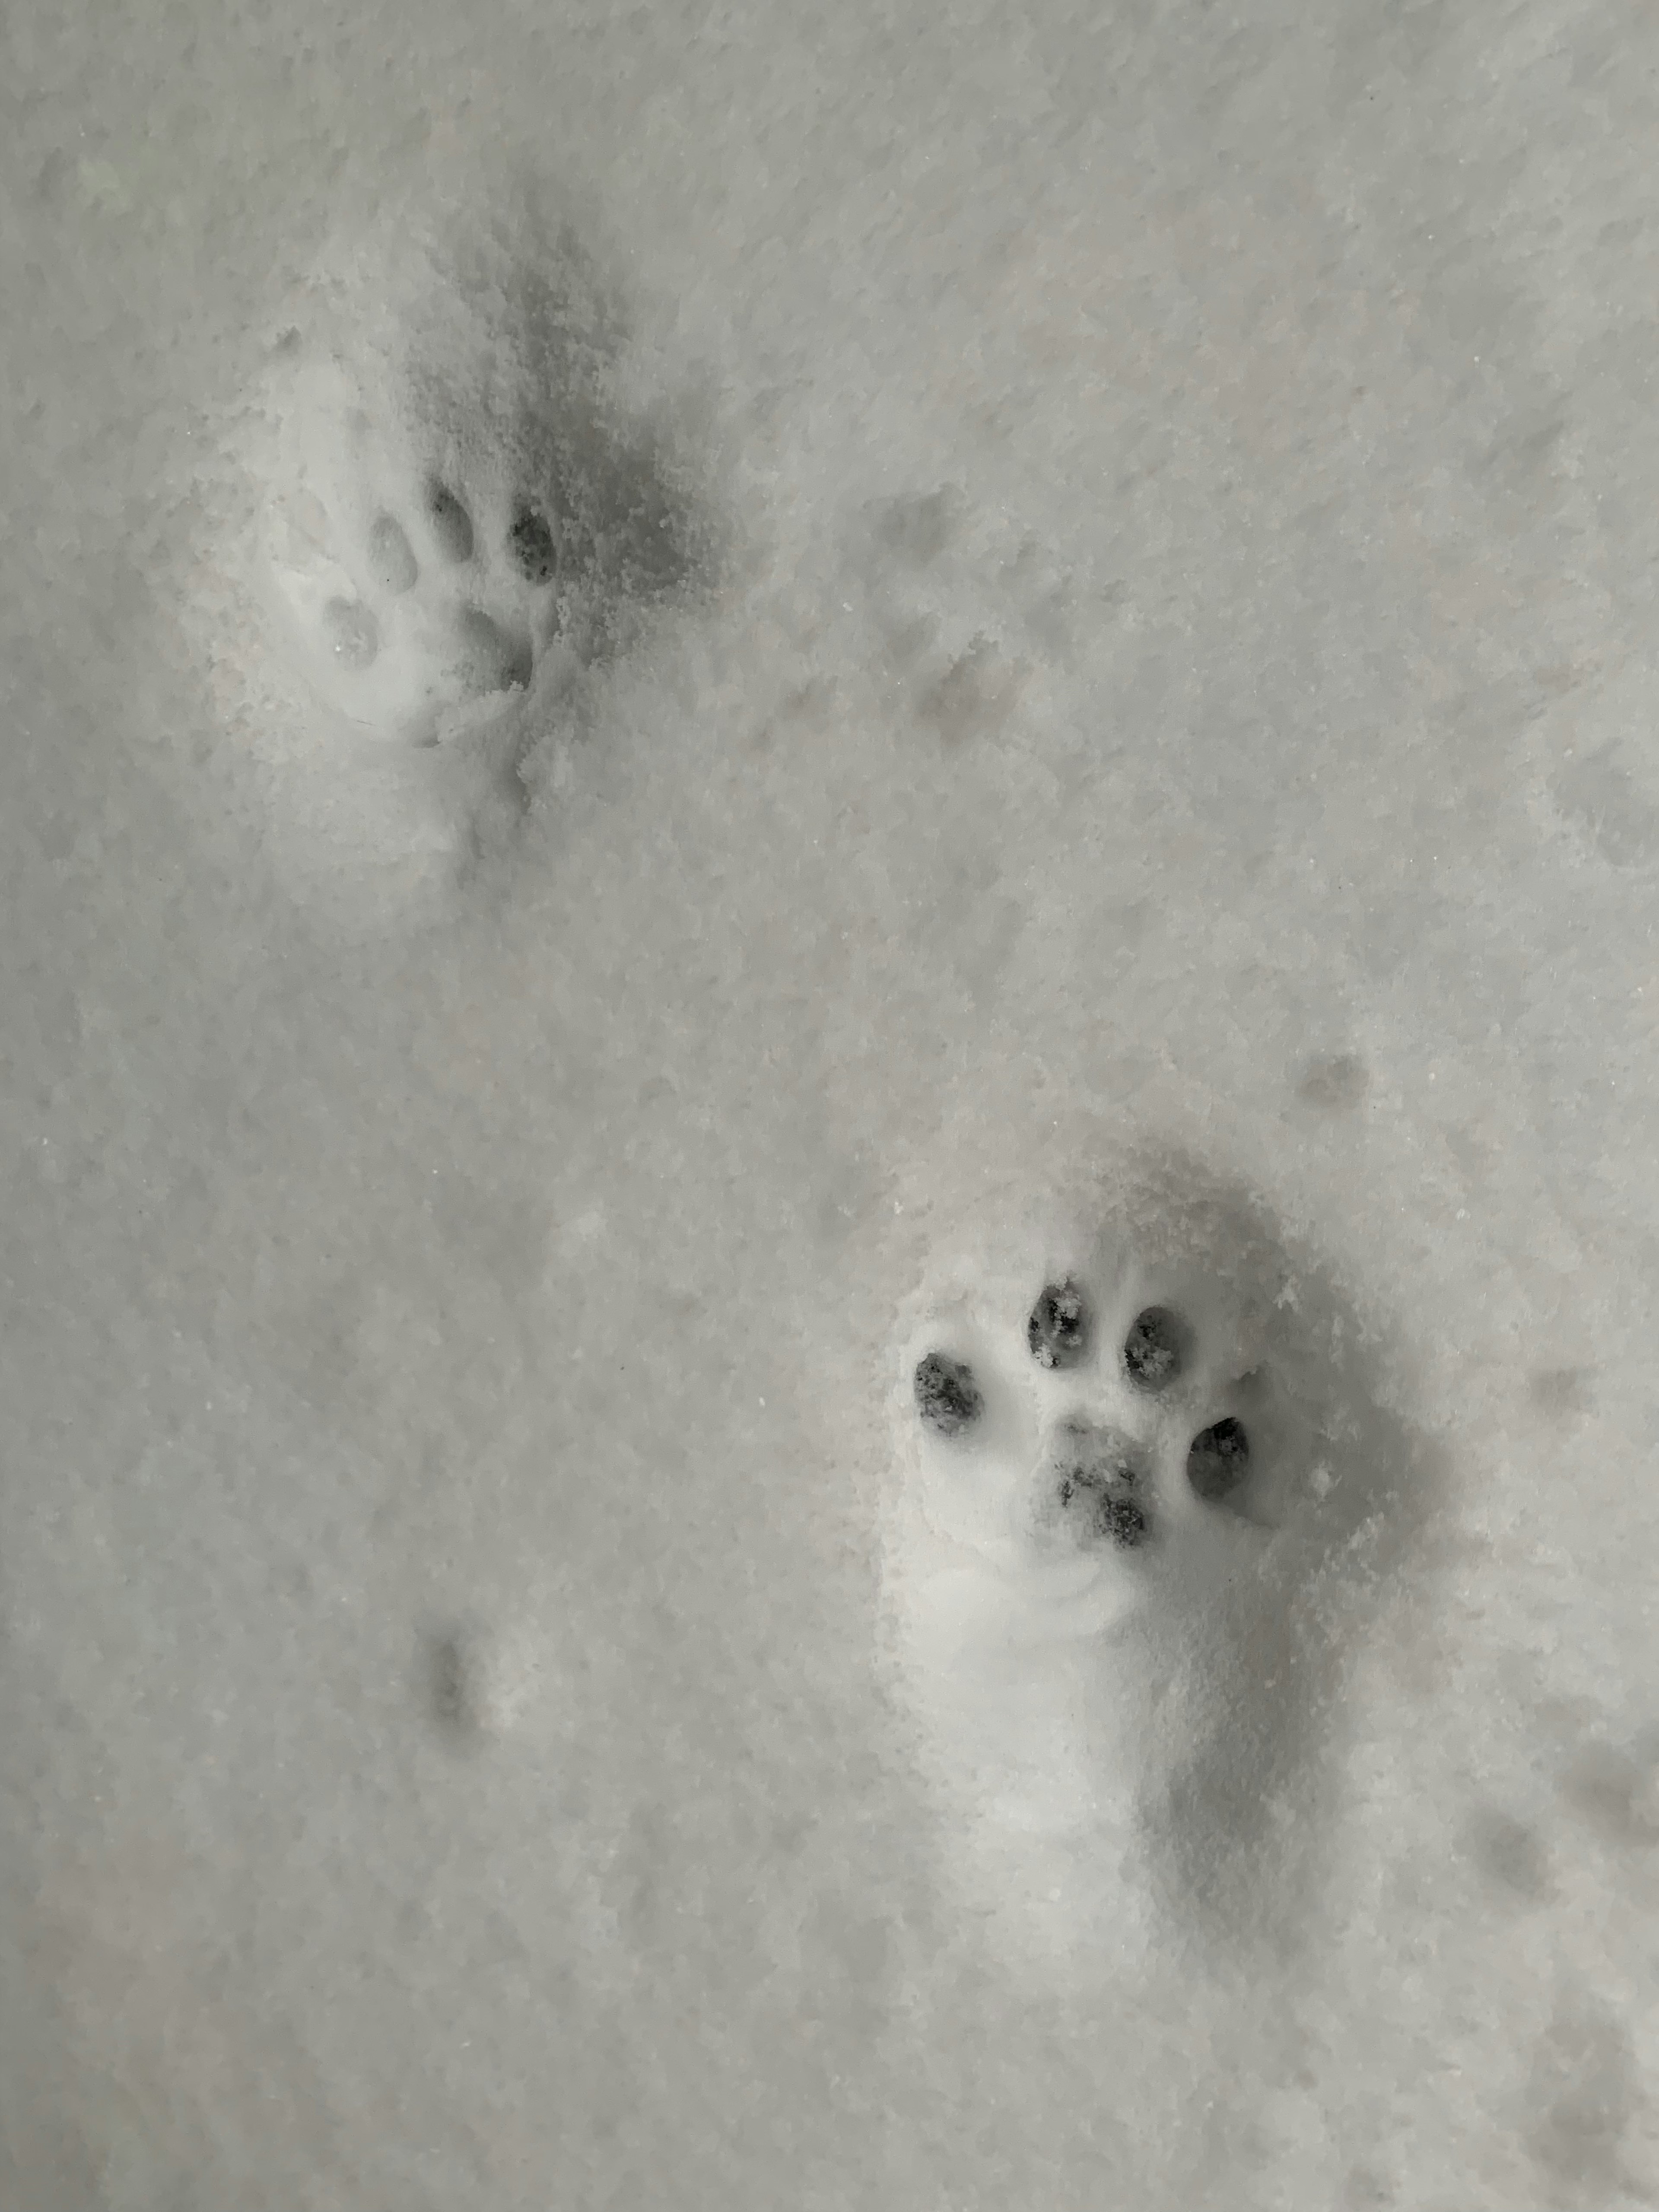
[2,0,1658,2206]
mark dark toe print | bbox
[508,505,559,585]
[1050,1422,1148,1548]
[426,480,476,565]
[1027,1280,1092,1370]
[915,1352,983,1437]
[1122,1306,1188,1390]
[1095,1492,1148,1547]
[1187,1416,1250,1502]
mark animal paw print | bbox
[194,199,713,909]
[905,1255,1284,1580]
[250,201,704,764]
[262,356,559,746]
[882,1164,1427,1977]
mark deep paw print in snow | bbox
[906,1270,1271,1563]
[882,1160,1433,1978]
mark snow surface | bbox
[3,1,1658,2206]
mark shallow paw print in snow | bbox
[263,379,547,747]
[848,484,1107,752]
[257,232,699,754]
[881,1157,1430,1979]
[194,192,710,903]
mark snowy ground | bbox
[3,1,1658,2205]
